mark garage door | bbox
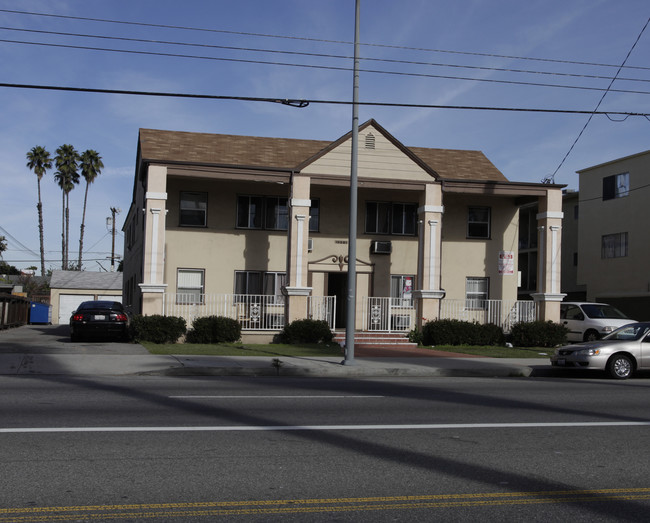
[58,294,94,324]
[97,295,122,303]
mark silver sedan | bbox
[551,322,650,379]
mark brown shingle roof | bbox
[408,147,507,181]
[139,126,507,182]
[140,129,331,171]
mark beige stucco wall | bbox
[578,152,650,304]
[301,125,433,182]
[440,194,520,301]
[162,176,519,306]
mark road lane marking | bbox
[1,421,650,434]
[2,488,650,520]
[168,395,384,399]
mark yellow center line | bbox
[1,488,649,521]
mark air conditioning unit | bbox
[371,241,392,254]
[307,238,313,252]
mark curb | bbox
[145,364,534,378]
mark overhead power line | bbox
[546,17,650,183]
[2,39,650,97]
[2,26,650,85]
[2,8,649,72]
[1,82,649,118]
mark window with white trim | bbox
[179,192,207,227]
[466,277,489,309]
[177,269,204,304]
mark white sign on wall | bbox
[498,251,514,275]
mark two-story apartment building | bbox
[122,119,564,339]
[576,150,650,319]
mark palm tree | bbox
[26,146,52,277]
[54,145,80,270]
[78,149,104,269]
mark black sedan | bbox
[70,301,130,342]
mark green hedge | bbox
[508,321,568,348]
[279,319,333,344]
[422,319,505,346]
[185,315,242,344]
[130,315,187,344]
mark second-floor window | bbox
[365,202,417,236]
[468,206,491,239]
[237,196,319,231]
[603,173,629,200]
[180,192,207,227]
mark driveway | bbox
[0,324,149,355]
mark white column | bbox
[428,219,439,290]
[537,225,545,292]
[550,225,560,294]
[149,208,161,284]
[295,214,306,288]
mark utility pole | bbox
[109,207,120,271]
[343,0,360,366]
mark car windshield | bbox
[603,324,650,341]
[580,304,629,320]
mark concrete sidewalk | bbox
[0,324,552,378]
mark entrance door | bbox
[327,273,348,329]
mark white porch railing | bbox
[363,298,537,333]
[363,297,416,332]
[308,296,337,331]
[439,299,537,332]
[163,293,336,331]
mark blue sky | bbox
[1,0,648,272]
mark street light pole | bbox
[343,0,360,366]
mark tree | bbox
[0,235,6,257]
[54,145,80,270]
[26,146,53,277]
[78,149,104,269]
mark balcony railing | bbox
[163,293,336,331]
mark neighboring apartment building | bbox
[122,119,564,338]
[576,150,650,319]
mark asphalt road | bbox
[1,375,649,521]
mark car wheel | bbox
[607,354,633,380]
[583,330,600,342]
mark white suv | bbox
[560,302,633,342]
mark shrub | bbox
[185,315,242,344]
[508,321,568,348]
[130,314,187,344]
[421,319,504,346]
[279,319,333,344]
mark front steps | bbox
[332,331,418,349]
